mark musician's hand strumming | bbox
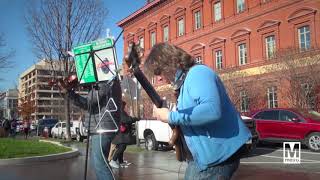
[154,107,170,123]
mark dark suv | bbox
[37,118,58,136]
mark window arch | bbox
[190,43,205,64]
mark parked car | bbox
[138,119,172,150]
[15,121,24,133]
[37,118,58,137]
[241,116,259,153]
[51,121,77,139]
[72,120,87,142]
[250,108,320,152]
[138,116,257,151]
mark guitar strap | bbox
[173,69,194,161]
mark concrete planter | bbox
[0,140,79,165]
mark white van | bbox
[138,119,173,150]
[51,121,77,139]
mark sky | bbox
[0,0,146,91]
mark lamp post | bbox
[133,77,140,147]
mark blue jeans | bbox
[185,159,240,180]
[91,134,115,180]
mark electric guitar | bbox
[126,43,185,161]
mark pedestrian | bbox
[10,119,17,138]
[109,101,137,168]
[143,43,252,180]
[109,101,139,168]
[60,77,122,180]
[2,119,10,137]
[23,118,31,139]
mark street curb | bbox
[0,140,80,165]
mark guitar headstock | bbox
[126,43,143,70]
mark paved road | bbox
[0,140,319,180]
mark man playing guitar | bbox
[137,43,252,180]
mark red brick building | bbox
[118,0,320,118]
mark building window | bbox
[178,18,184,36]
[240,90,249,112]
[215,50,223,70]
[238,43,247,65]
[267,86,278,108]
[302,83,316,110]
[214,1,222,22]
[163,26,169,42]
[265,35,276,59]
[139,37,144,49]
[237,0,245,13]
[194,11,201,30]
[298,26,310,50]
[150,31,156,47]
[127,42,133,53]
[195,56,203,64]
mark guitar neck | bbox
[132,68,164,108]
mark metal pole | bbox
[84,84,94,180]
[135,80,140,147]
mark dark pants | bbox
[112,143,127,163]
[185,159,239,180]
[185,147,243,180]
[24,128,29,139]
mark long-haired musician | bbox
[144,43,252,180]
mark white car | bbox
[51,121,77,139]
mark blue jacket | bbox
[169,65,252,171]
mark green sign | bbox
[72,38,115,84]
[73,44,96,84]
[92,38,113,51]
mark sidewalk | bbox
[116,149,320,180]
[0,140,319,180]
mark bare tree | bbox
[0,34,14,74]
[265,47,320,111]
[25,0,108,140]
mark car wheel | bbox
[306,132,320,152]
[145,134,158,151]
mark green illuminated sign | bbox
[72,38,115,85]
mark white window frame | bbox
[237,0,245,13]
[127,42,133,53]
[139,37,144,49]
[163,26,169,42]
[240,90,249,112]
[151,32,156,47]
[238,43,247,65]
[267,86,278,108]
[265,35,276,59]
[194,11,201,30]
[301,83,316,110]
[178,18,184,36]
[298,26,310,50]
[215,50,223,70]
[214,1,222,22]
[195,56,203,64]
